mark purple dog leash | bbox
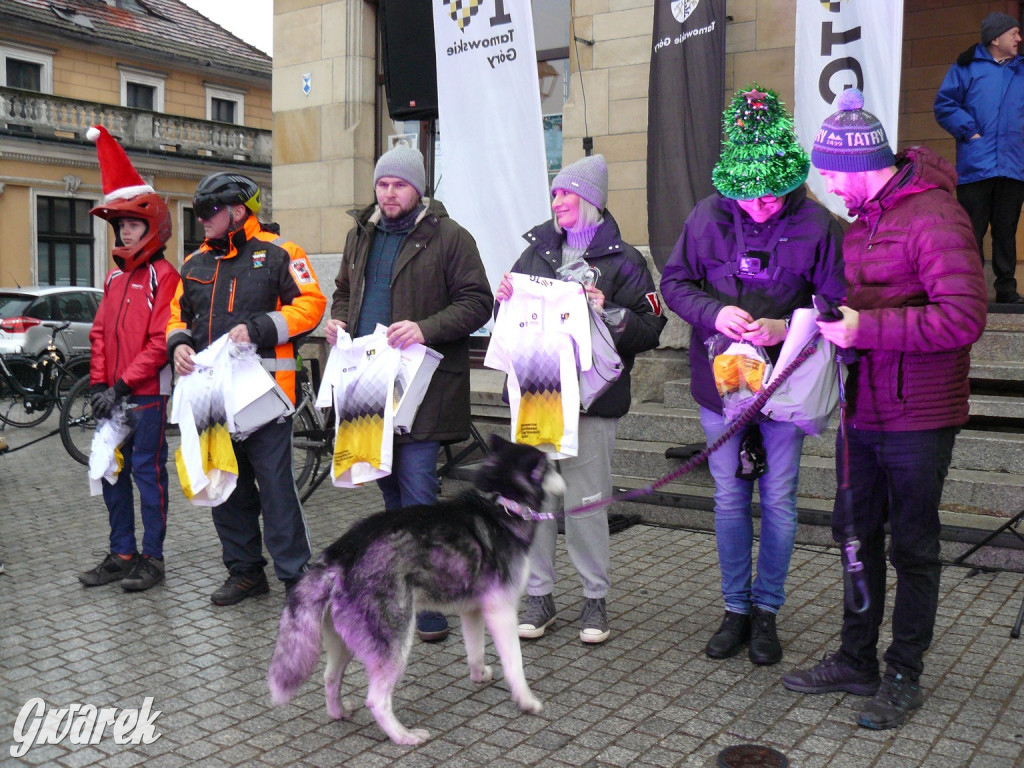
[563,333,824,518]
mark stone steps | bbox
[621,398,1024,474]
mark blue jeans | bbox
[835,426,956,680]
[103,395,169,560]
[377,440,440,511]
[701,408,806,614]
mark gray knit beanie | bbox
[981,12,1019,45]
[551,154,608,210]
[374,146,426,197]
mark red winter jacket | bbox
[90,253,181,396]
[843,146,987,431]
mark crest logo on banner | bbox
[671,0,701,24]
[447,0,482,31]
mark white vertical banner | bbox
[794,0,904,219]
[432,0,551,294]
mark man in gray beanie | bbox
[935,11,1024,303]
[324,145,493,642]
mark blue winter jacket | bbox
[934,44,1024,185]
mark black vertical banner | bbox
[646,0,726,270]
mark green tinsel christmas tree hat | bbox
[712,85,810,200]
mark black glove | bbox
[90,387,118,420]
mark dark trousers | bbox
[376,439,440,511]
[211,415,311,582]
[103,395,169,559]
[956,177,1024,296]
[833,425,957,681]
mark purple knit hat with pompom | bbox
[811,88,895,172]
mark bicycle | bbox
[291,359,333,499]
[58,374,98,465]
[0,321,91,428]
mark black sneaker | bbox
[782,652,880,696]
[748,606,782,665]
[122,557,165,592]
[858,670,924,730]
[415,611,450,642]
[211,570,269,605]
[705,611,751,659]
[79,553,138,587]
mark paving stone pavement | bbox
[1,415,1023,767]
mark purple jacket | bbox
[660,186,846,413]
[842,146,987,431]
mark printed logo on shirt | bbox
[560,312,571,323]
[290,257,314,284]
[252,251,266,269]
[645,292,663,316]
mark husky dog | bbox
[267,436,564,745]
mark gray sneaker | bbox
[579,597,610,644]
[782,652,880,696]
[122,557,165,592]
[79,553,138,587]
[858,671,924,730]
[518,594,557,639]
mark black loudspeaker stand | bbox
[948,508,1024,639]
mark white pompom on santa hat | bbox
[87,125,155,203]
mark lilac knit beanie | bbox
[811,89,895,173]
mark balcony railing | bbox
[0,87,271,165]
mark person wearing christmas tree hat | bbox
[660,85,846,665]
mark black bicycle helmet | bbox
[193,172,262,217]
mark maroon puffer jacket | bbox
[844,146,987,431]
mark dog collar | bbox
[494,494,555,520]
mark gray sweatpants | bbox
[526,415,618,599]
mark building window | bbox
[119,67,165,112]
[0,44,53,93]
[210,97,236,124]
[7,59,41,91]
[182,207,205,257]
[206,86,244,125]
[534,1,569,181]
[37,197,93,286]
[126,82,155,110]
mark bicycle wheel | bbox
[291,405,321,493]
[59,374,95,465]
[57,355,91,402]
[0,359,55,427]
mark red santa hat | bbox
[87,125,155,203]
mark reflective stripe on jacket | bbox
[167,215,326,403]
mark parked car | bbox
[0,286,102,357]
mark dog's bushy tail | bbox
[268,564,335,705]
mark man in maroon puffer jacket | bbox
[781,90,986,731]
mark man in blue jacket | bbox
[934,12,1024,304]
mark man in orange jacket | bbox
[168,172,326,605]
